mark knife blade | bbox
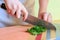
[25,15,56,30]
[0,3,56,30]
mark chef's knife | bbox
[0,3,56,30]
[25,15,56,30]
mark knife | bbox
[25,15,56,30]
[0,3,56,30]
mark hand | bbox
[4,0,28,21]
[38,12,52,22]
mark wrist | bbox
[39,10,47,14]
[39,7,47,14]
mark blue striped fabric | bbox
[46,29,50,40]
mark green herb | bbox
[27,25,46,35]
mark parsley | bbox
[27,25,46,35]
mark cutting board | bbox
[0,23,56,40]
[0,24,36,40]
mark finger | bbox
[38,13,43,19]
[47,13,52,22]
[21,10,28,21]
[6,5,13,15]
[16,9,21,18]
[7,9,13,15]
[7,9,11,14]
[7,9,15,16]
[22,7,28,21]
[12,4,17,10]
[11,4,17,15]
[10,9,16,15]
[6,6,11,14]
[43,13,48,21]
[6,5,12,10]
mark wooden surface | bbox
[0,20,59,40]
[41,20,60,40]
[0,25,36,40]
[41,29,56,40]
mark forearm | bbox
[39,0,48,13]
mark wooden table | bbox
[0,25,37,40]
[0,20,59,40]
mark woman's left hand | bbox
[38,12,52,22]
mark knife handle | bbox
[1,3,6,10]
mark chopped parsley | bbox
[27,25,46,35]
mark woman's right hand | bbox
[4,0,28,21]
